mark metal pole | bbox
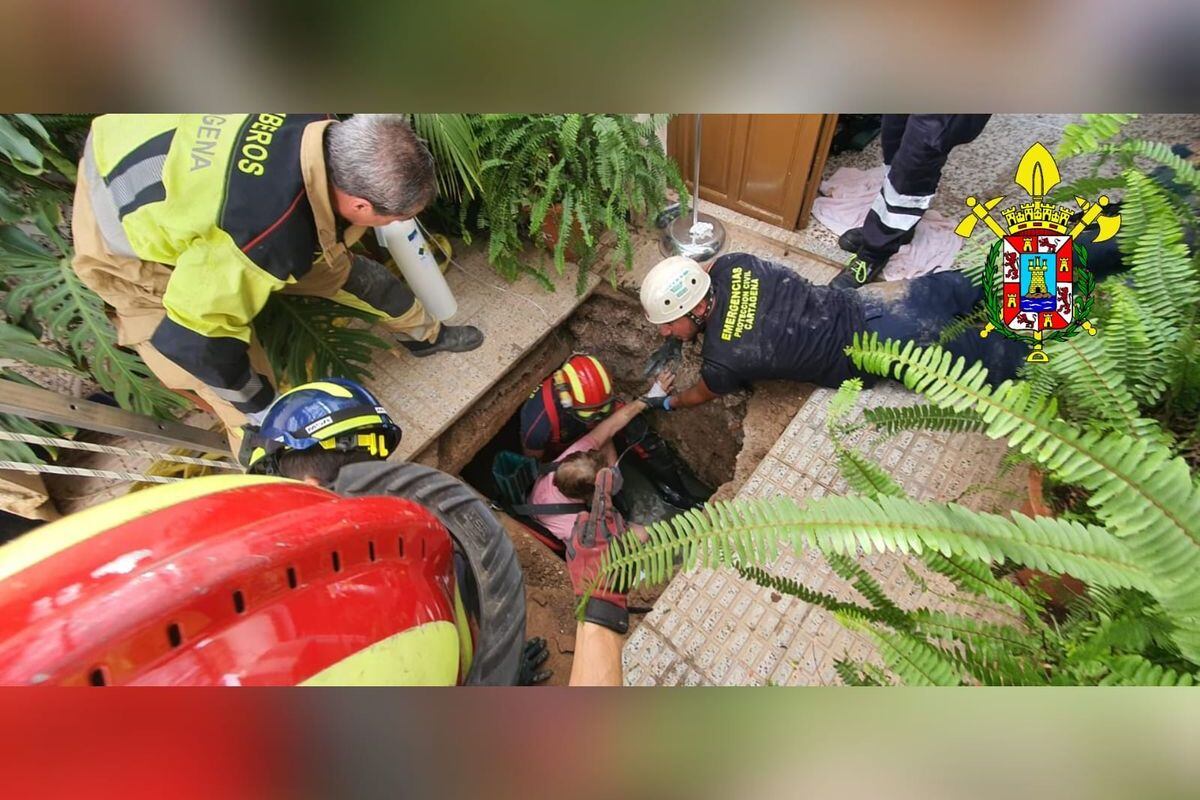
[692,114,703,228]
[0,382,232,455]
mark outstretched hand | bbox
[566,468,629,634]
[645,368,675,398]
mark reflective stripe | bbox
[588,355,612,395]
[869,194,922,231]
[108,154,167,217]
[882,176,935,211]
[210,373,266,404]
[83,133,137,258]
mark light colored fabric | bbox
[811,166,964,280]
[529,433,600,542]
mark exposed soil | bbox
[444,286,756,684]
[500,513,578,686]
[566,285,748,489]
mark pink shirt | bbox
[529,433,600,542]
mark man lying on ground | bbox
[636,253,1027,413]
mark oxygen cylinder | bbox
[376,220,458,320]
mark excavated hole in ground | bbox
[421,285,810,683]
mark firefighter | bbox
[832,114,992,289]
[71,114,484,447]
[518,354,711,510]
[637,254,1026,412]
[241,378,405,482]
[242,378,552,685]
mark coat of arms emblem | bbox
[955,143,1121,362]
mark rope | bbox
[0,461,179,484]
[0,431,237,470]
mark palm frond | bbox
[409,113,482,202]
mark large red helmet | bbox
[552,354,615,420]
[0,476,472,686]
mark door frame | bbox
[668,114,838,231]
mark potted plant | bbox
[470,114,688,289]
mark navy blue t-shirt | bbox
[699,253,865,393]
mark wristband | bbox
[583,597,630,635]
[663,395,673,412]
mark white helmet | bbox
[640,256,712,324]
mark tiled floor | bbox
[365,247,604,461]
[622,384,1028,686]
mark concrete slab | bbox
[364,244,603,462]
[623,382,1028,686]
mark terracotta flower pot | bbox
[537,202,588,262]
[1015,467,1087,614]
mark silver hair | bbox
[325,115,436,215]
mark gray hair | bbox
[324,115,436,215]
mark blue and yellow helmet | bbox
[244,379,401,474]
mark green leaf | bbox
[255,295,390,387]
[0,321,79,371]
[0,116,44,174]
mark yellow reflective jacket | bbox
[81,113,362,414]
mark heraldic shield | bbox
[956,142,1118,363]
[1002,231,1073,333]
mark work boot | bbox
[838,225,915,255]
[830,255,888,291]
[401,325,484,357]
[837,227,866,254]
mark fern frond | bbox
[1020,327,1160,439]
[936,306,988,345]
[920,551,1045,624]
[833,658,885,686]
[836,448,906,500]
[839,611,961,686]
[862,404,986,435]
[1118,139,1200,195]
[1048,174,1128,205]
[736,564,890,623]
[846,333,1200,661]
[1098,655,1195,686]
[597,492,1155,602]
[1055,113,1137,160]
[826,552,910,628]
[826,378,863,429]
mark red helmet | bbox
[552,354,614,419]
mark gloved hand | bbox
[640,394,671,411]
[518,637,553,685]
[566,468,629,634]
[642,337,682,378]
[236,424,264,469]
[645,368,676,399]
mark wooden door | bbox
[668,114,837,230]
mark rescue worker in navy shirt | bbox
[637,254,1026,411]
